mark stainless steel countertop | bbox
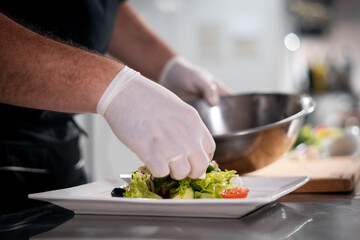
[1,182,360,240]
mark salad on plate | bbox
[111,161,249,199]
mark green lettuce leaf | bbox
[123,168,238,199]
[169,177,193,198]
[123,172,162,199]
[191,170,236,198]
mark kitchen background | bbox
[75,0,360,181]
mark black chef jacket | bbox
[0,0,125,214]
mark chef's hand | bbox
[159,56,230,106]
[97,66,215,180]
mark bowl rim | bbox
[205,93,316,139]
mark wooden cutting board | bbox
[245,156,360,193]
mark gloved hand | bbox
[97,66,215,180]
[159,56,230,106]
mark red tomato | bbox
[220,188,249,198]
[313,125,332,136]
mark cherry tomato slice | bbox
[220,188,249,198]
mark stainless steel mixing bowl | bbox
[191,93,315,174]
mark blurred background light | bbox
[284,33,301,51]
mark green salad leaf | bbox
[169,177,193,198]
[156,176,178,196]
[191,170,236,198]
[123,166,238,199]
[123,172,162,199]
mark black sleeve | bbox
[0,0,127,53]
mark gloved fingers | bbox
[215,81,232,96]
[202,131,216,159]
[142,156,170,178]
[198,79,219,106]
[168,154,191,180]
[203,80,235,105]
[187,147,211,179]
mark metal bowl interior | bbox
[191,93,315,174]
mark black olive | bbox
[111,187,127,197]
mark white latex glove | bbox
[159,56,230,106]
[97,66,215,180]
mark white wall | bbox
[76,114,142,181]
[131,0,290,93]
[80,0,290,181]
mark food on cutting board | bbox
[291,124,358,157]
[293,124,342,149]
[111,161,249,199]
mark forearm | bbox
[0,13,123,113]
[107,2,176,82]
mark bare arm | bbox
[107,2,176,82]
[0,13,124,113]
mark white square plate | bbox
[29,176,309,218]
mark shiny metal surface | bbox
[1,181,359,240]
[191,93,315,173]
